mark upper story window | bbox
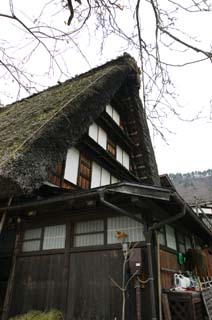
[91,162,118,188]
[22,225,66,252]
[116,146,130,170]
[88,122,130,170]
[106,104,120,126]
[88,123,107,149]
[64,148,119,189]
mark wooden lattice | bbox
[167,291,204,320]
[169,300,187,320]
[202,286,212,319]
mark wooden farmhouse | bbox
[0,54,212,320]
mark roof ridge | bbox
[3,53,136,109]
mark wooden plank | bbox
[8,254,67,318]
[162,293,172,320]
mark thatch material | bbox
[9,310,63,320]
[0,54,159,198]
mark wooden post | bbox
[162,293,172,320]
[2,229,20,320]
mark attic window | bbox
[116,146,130,170]
[88,123,107,149]
[106,104,120,126]
[91,162,110,188]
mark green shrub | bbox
[9,309,63,320]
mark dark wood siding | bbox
[67,250,123,320]
[9,254,67,317]
[0,230,16,318]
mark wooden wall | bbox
[160,249,182,289]
[8,247,150,320]
[0,230,16,319]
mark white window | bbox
[43,225,66,250]
[22,228,42,252]
[88,123,98,141]
[123,151,130,170]
[106,104,113,117]
[116,146,130,170]
[116,145,123,163]
[74,220,104,247]
[22,225,66,252]
[64,148,80,184]
[107,216,144,244]
[98,127,107,149]
[165,225,177,250]
[158,229,166,246]
[91,162,114,188]
[106,104,120,126]
[111,176,119,184]
[88,123,107,150]
[101,168,110,186]
[91,162,101,188]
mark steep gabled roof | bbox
[0,54,159,198]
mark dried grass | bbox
[9,309,63,320]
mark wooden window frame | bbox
[21,224,66,253]
[73,219,105,248]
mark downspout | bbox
[145,202,187,320]
[99,190,187,320]
[99,191,143,320]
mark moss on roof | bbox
[0,64,115,162]
[0,54,142,197]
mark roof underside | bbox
[0,54,159,198]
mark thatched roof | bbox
[0,54,159,199]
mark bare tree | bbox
[0,0,212,135]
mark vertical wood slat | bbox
[162,293,172,320]
[160,249,184,289]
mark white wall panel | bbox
[113,109,120,125]
[116,145,123,164]
[88,123,98,142]
[64,148,80,184]
[91,162,101,188]
[43,225,66,250]
[106,104,113,117]
[111,176,118,184]
[101,168,110,186]
[107,216,144,244]
[165,225,177,250]
[98,127,107,149]
[123,151,130,169]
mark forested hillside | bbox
[169,169,212,204]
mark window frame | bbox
[21,224,67,253]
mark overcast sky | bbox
[1,0,212,175]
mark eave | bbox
[1,182,211,243]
